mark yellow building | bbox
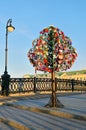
[60,73,86,80]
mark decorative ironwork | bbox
[9,78,34,93]
[0,78,86,95]
[56,79,72,91]
[36,78,52,91]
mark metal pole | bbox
[51,71,56,107]
[5,19,13,73]
[5,25,8,73]
[34,68,37,93]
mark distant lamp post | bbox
[1,19,15,96]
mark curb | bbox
[5,103,86,121]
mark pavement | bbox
[0,92,86,130]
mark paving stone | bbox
[0,93,86,130]
[0,121,17,130]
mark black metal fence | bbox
[0,78,86,94]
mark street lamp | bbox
[5,19,15,73]
[1,19,15,96]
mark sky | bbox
[0,0,86,78]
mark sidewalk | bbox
[0,92,86,130]
[1,92,86,120]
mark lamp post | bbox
[1,19,15,96]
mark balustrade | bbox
[0,78,86,95]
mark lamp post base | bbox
[1,71,10,96]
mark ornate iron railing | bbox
[0,78,86,94]
[0,78,1,92]
[55,79,72,91]
[9,78,34,93]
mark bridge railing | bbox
[9,78,34,93]
[0,78,86,94]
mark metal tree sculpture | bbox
[28,25,78,107]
